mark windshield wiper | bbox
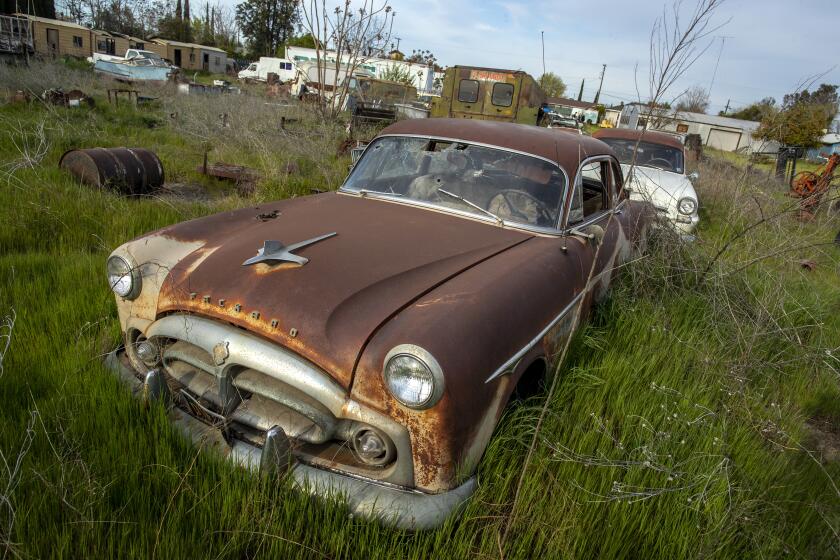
[437,188,504,226]
[357,188,402,198]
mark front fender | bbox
[350,235,592,492]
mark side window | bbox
[569,161,610,224]
[491,82,514,107]
[458,79,479,103]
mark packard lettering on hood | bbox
[105,118,652,529]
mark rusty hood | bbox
[156,193,531,389]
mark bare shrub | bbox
[163,92,350,196]
[0,60,101,99]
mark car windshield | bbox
[342,136,567,229]
[598,137,684,174]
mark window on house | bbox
[189,53,195,63]
[215,56,220,65]
[132,42,144,49]
[676,123,689,133]
[97,37,115,54]
[491,83,514,107]
[458,79,479,103]
[73,36,83,48]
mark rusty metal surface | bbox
[592,127,686,151]
[152,193,531,389]
[380,118,612,173]
[197,162,261,184]
[350,200,648,491]
[110,121,652,498]
[59,147,163,194]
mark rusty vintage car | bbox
[105,119,649,529]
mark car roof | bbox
[378,118,615,174]
[592,128,685,150]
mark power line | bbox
[708,35,733,98]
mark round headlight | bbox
[383,345,444,409]
[107,255,141,299]
[677,197,697,215]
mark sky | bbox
[366,0,840,114]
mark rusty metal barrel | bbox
[59,147,164,195]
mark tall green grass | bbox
[1,65,839,558]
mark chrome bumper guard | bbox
[105,350,476,530]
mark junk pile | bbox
[59,147,164,196]
[790,153,839,219]
[42,88,94,108]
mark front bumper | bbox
[105,349,476,530]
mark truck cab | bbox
[431,66,546,125]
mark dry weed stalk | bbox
[0,309,37,560]
[500,0,729,549]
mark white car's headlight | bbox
[107,255,141,299]
[383,345,444,409]
[677,197,697,215]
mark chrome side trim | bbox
[484,291,585,383]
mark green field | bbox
[1,61,839,559]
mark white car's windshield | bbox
[342,136,567,229]
[599,137,684,174]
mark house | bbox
[806,133,840,161]
[546,97,600,124]
[617,102,779,153]
[15,13,93,58]
[147,37,227,72]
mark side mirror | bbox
[688,171,700,182]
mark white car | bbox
[593,129,699,236]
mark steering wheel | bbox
[489,190,554,226]
[647,157,674,171]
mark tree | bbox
[755,85,839,147]
[300,0,396,119]
[406,49,441,72]
[724,97,775,121]
[783,83,838,127]
[236,0,299,58]
[286,33,317,49]
[380,63,414,86]
[537,72,566,98]
[675,85,709,114]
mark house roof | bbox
[14,14,91,31]
[547,97,598,110]
[148,37,226,53]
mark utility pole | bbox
[578,79,585,101]
[593,64,606,105]
[394,37,401,53]
[540,31,546,77]
[722,99,731,115]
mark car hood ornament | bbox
[242,232,337,267]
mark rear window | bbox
[491,83,514,107]
[458,79,479,103]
